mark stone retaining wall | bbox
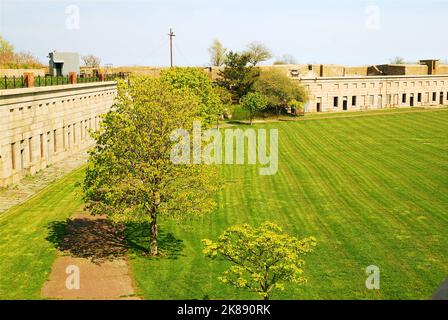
[0,82,116,187]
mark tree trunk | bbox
[149,191,161,256]
[263,267,270,300]
[149,212,158,256]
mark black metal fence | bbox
[1,75,26,89]
[0,73,127,90]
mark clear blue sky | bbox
[1,0,447,67]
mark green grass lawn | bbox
[0,108,447,300]
[0,167,84,299]
[227,103,430,123]
[130,108,448,300]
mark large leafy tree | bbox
[203,222,316,300]
[83,76,218,256]
[215,51,259,102]
[254,69,308,117]
[241,92,268,125]
[244,42,273,66]
[160,67,223,127]
[208,39,227,67]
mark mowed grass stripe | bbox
[277,126,373,298]
[292,114,446,298]
[282,121,394,298]
[300,115,444,252]
[288,118,440,298]
[313,115,447,223]
[272,117,444,298]
[351,115,448,223]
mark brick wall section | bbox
[69,72,77,84]
[24,73,34,87]
[0,82,117,187]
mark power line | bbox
[174,40,191,66]
[146,34,168,59]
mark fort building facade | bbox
[206,59,448,112]
[264,59,448,113]
[0,82,116,187]
[300,74,448,113]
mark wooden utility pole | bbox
[168,28,175,67]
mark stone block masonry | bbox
[0,81,117,187]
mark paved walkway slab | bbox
[0,150,89,214]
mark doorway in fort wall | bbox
[342,96,348,111]
[316,97,322,112]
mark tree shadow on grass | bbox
[225,120,253,126]
[46,218,127,264]
[124,222,185,260]
[46,218,185,263]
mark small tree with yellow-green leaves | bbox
[203,222,316,300]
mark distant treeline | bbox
[0,35,44,69]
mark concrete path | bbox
[42,213,140,300]
[0,150,89,214]
[41,256,137,300]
